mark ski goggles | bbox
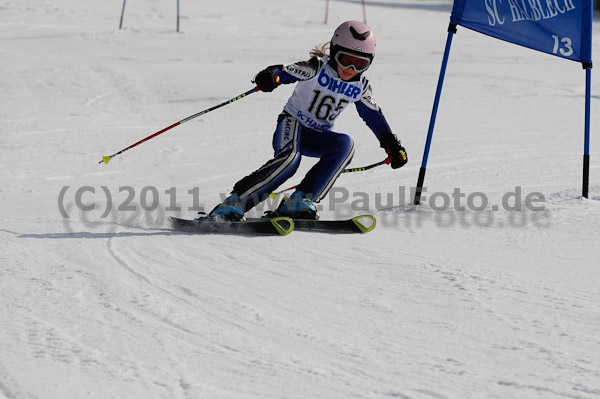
[335,50,372,73]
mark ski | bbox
[260,213,376,234]
[170,216,294,236]
[292,214,376,233]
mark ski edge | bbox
[169,216,294,236]
[291,214,376,234]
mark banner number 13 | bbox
[552,35,574,57]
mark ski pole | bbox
[269,158,390,199]
[343,158,389,173]
[99,86,260,165]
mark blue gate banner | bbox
[450,0,592,63]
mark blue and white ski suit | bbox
[232,55,392,210]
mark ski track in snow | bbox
[1,0,600,398]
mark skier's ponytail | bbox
[309,42,329,58]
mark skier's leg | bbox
[296,130,355,203]
[231,114,303,211]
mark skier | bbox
[208,20,407,221]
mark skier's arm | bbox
[281,57,321,82]
[355,82,392,139]
[253,57,322,92]
[356,83,407,169]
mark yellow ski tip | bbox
[270,216,294,236]
[101,156,112,165]
[352,215,376,233]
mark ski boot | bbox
[208,194,245,221]
[276,190,319,220]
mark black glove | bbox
[253,66,281,92]
[379,132,407,169]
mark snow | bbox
[1,0,600,398]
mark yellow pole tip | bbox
[102,156,112,164]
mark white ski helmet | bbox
[330,21,376,72]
